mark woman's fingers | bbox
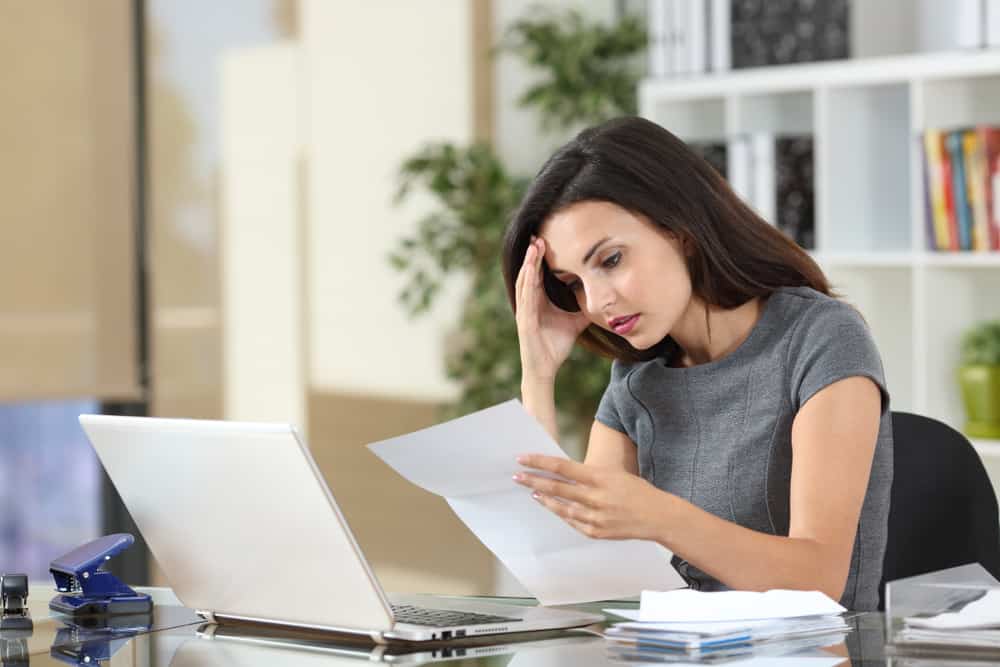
[516,240,545,327]
[516,454,599,486]
[532,493,605,538]
[514,472,597,507]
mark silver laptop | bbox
[190,623,603,664]
[78,414,603,643]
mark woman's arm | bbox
[584,420,639,474]
[514,375,882,600]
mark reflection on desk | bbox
[10,586,918,665]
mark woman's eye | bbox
[602,251,622,269]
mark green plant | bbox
[501,8,647,130]
[389,7,646,436]
[961,320,1000,366]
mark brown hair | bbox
[501,116,831,364]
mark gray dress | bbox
[594,286,894,611]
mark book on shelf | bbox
[984,127,1000,250]
[991,0,1000,47]
[964,131,992,252]
[730,0,849,68]
[947,130,975,250]
[915,0,987,52]
[922,126,1000,252]
[692,134,814,250]
[647,0,669,77]
[646,0,729,77]
[646,0,1000,80]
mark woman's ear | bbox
[670,232,694,258]
[683,237,695,257]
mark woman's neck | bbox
[671,296,765,368]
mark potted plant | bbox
[959,319,1000,439]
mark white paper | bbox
[637,589,846,622]
[507,639,844,667]
[606,615,848,638]
[905,588,1000,629]
[367,399,685,605]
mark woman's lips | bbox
[611,314,639,335]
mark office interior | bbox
[3,0,1000,602]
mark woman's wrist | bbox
[648,487,683,548]
[521,375,556,393]
[520,371,557,391]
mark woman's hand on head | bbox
[515,237,590,383]
[512,455,669,542]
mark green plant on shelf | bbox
[389,8,645,438]
[958,320,1000,440]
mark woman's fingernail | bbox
[516,456,527,464]
[532,492,542,501]
[512,473,523,482]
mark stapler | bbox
[1,574,32,667]
[49,534,152,616]
[49,614,152,667]
[0,573,32,632]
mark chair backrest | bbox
[880,411,1000,608]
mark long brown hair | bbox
[501,116,831,364]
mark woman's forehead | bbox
[540,202,658,261]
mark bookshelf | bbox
[639,49,1000,464]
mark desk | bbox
[0,586,908,665]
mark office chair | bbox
[878,411,1000,609]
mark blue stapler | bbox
[49,534,152,616]
[50,614,152,666]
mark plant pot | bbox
[958,365,1000,439]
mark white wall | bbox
[303,0,472,401]
[220,43,306,429]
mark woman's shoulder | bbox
[770,286,869,338]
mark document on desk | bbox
[367,399,685,605]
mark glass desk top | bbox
[0,586,941,666]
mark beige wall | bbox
[213,1,501,594]
[303,0,471,403]
[309,392,496,594]
[220,44,307,429]
[0,0,139,401]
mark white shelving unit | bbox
[639,49,1000,469]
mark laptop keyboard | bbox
[391,604,522,628]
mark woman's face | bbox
[539,200,693,350]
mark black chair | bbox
[879,411,1000,609]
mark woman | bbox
[502,116,892,611]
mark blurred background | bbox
[2,0,1000,597]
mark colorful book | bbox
[981,126,1000,250]
[923,130,954,251]
[962,130,990,251]
[947,130,972,251]
[921,138,937,250]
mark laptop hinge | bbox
[197,609,217,623]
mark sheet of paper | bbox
[905,588,1000,629]
[636,589,846,622]
[367,399,685,605]
[507,639,844,667]
[606,616,848,637]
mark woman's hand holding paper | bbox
[513,454,670,542]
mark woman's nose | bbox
[584,282,613,316]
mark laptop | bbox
[189,622,604,664]
[77,415,603,643]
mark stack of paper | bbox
[898,588,1000,650]
[603,589,849,661]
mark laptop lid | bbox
[78,414,394,635]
